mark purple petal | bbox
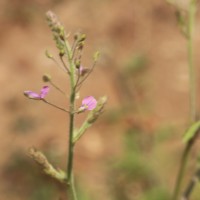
[40,86,50,98]
[24,91,41,99]
[82,96,97,110]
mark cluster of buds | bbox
[28,148,67,183]
[46,11,66,56]
[24,11,104,115]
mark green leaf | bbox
[183,121,200,143]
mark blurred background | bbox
[1,0,200,199]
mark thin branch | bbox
[75,60,97,91]
[49,80,66,95]
[71,40,78,60]
[50,57,67,73]
[42,99,69,113]
[60,56,71,74]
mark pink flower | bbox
[24,86,49,100]
[79,96,97,112]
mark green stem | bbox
[65,39,78,199]
[71,173,78,200]
[42,99,69,113]
[67,101,75,181]
[172,1,197,200]
[60,55,70,74]
[172,141,193,200]
[188,0,197,123]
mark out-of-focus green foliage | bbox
[140,187,170,200]
[11,115,38,134]
[107,127,171,200]
[76,183,92,200]
[123,54,147,75]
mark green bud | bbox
[59,49,65,57]
[45,50,53,59]
[59,27,66,41]
[78,41,85,50]
[42,74,51,82]
[74,32,80,41]
[46,11,63,34]
[75,60,81,69]
[78,34,86,42]
[93,51,100,62]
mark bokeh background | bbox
[1,0,200,199]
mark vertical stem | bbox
[67,94,75,181]
[71,173,78,200]
[65,40,78,200]
[172,1,197,200]
[188,0,197,123]
[172,142,193,200]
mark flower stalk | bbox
[172,1,197,200]
[24,11,105,200]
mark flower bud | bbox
[28,147,67,183]
[46,11,62,32]
[78,34,86,42]
[29,147,50,169]
[93,51,100,62]
[78,41,85,50]
[59,49,65,57]
[42,74,51,82]
[74,32,80,41]
[75,60,81,69]
[45,50,53,59]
